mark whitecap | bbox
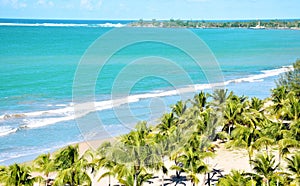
[0,22,126,28]
[225,65,293,84]
[21,116,74,129]
[0,126,18,137]
[0,65,293,129]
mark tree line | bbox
[129,19,300,29]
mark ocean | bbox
[0,19,300,165]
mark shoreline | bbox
[127,25,300,30]
[0,65,293,166]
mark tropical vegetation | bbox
[129,19,300,29]
[0,60,299,185]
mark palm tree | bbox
[171,131,215,186]
[222,98,243,136]
[0,163,40,186]
[53,145,91,186]
[171,147,211,186]
[0,165,6,179]
[54,145,79,170]
[152,128,172,186]
[253,120,275,155]
[290,120,300,141]
[217,170,253,186]
[276,59,300,96]
[191,91,208,112]
[96,142,117,186]
[270,86,289,120]
[253,136,275,156]
[249,97,264,112]
[286,152,300,185]
[157,112,177,136]
[257,119,279,145]
[97,159,116,186]
[209,89,232,110]
[115,122,159,186]
[108,163,153,186]
[172,100,187,119]
[230,123,260,163]
[283,93,300,121]
[53,158,92,186]
[251,153,279,186]
[277,134,299,165]
[33,153,55,185]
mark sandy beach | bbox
[50,139,252,186]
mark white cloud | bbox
[2,0,27,9]
[37,0,54,7]
[80,0,102,11]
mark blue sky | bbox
[0,0,299,20]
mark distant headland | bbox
[128,19,300,30]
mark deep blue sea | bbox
[0,19,300,165]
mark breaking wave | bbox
[0,65,293,132]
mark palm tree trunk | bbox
[278,151,282,167]
[248,153,254,186]
[45,174,48,186]
[162,155,165,186]
[109,174,111,186]
[134,173,137,186]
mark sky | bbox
[0,0,299,20]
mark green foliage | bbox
[6,59,300,185]
[33,153,55,179]
[277,59,300,96]
[129,19,300,29]
[53,145,92,186]
[286,151,300,183]
[251,153,279,181]
[217,170,254,186]
[54,145,79,170]
[0,163,40,186]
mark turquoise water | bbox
[0,20,300,165]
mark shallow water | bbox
[0,19,300,165]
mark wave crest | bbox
[0,66,293,132]
[0,23,126,28]
[0,126,18,137]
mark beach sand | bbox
[65,139,252,186]
[3,137,251,186]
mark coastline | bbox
[1,22,299,185]
[126,19,300,30]
[0,65,294,165]
[127,25,300,30]
[1,18,299,30]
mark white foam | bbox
[0,126,18,137]
[0,65,293,130]
[96,23,125,28]
[0,23,126,27]
[21,116,74,129]
[225,66,293,84]
[55,104,68,107]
